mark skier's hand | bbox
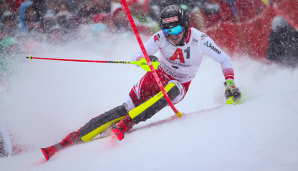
[135,55,159,62]
[135,55,144,62]
[133,55,159,71]
[224,80,241,102]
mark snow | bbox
[1,33,298,171]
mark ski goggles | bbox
[162,25,183,37]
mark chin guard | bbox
[178,28,188,46]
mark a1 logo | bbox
[169,48,190,63]
[169,48,185,63]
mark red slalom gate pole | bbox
[121,0,183,117]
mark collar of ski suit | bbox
[185,28,191,44]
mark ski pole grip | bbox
[26,55,33,60]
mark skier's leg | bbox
[41,104,129,160]
[130,80,184,123]
[79,105,128,142]
[110,69,169,140]
[111,79,188,140]
[70,68,175,143]
[125,67,191,123]
[41,69,189,159]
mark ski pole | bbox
[26,56,159,72]
[121,0,183,117]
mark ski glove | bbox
[135,55,159,71]
[136,55,159,62]
[224,80,241,102]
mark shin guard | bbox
[129,82,180,124]
[79,105,128,142]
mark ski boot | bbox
[41,130,82,160]
[111,114,136,141]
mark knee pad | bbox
[168,80,185,104]
[129,82,180,123]
[123,80,184,113]
[79,105,128,142]
[123,95,135,112]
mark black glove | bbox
[149,55,159,62]
[224,80,241,102]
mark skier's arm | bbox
[131,32,162,61]
[200,36,241,102]
[200,36,234,80]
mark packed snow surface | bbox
[1,33,298,171]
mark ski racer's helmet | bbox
[159,5,190,29]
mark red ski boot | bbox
[41,144,59,161]
[59,131,81,148]
[111,114,136,141]
[41,130,82,160]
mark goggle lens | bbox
[162,25,183,37]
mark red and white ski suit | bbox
[124,28,234,112]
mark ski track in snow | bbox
[0,33,298,171]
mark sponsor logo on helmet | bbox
[162,16,178,24]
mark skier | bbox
[41,5,241,160]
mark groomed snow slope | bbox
[0,33,298,171]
